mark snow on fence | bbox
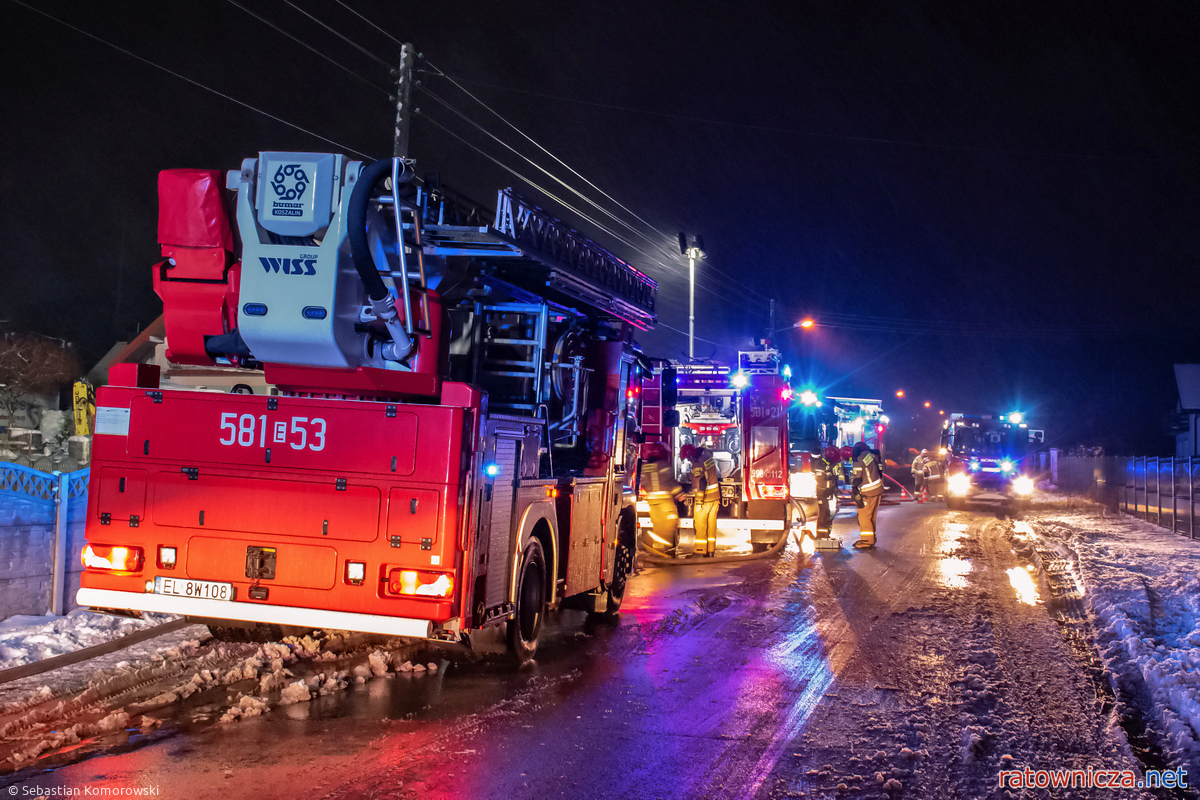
[0,463,89,619]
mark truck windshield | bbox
[954,427,1015,457]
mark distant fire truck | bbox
[76,152,656,661]
[941,413,1041,508]
[638,349,790,553]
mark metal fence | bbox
[1118,456,1200,539]
[1048,454,1200,540]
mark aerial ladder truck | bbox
[76,151,655,661]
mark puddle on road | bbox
[937,557,973,589]
[938,521,969,554]
[1007,566,1041,605]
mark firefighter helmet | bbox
[679,443,697,461]
[840,445,855,462]
[824,446,841,462]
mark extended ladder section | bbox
[412,186,657,331]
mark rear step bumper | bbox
[76,588,434,639]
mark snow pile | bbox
[1030,508,1200,776]
[0,609,177,670]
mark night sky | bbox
[3,1,1198,453]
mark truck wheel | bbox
[207,624,246,642]
[607,522,635,614]
[207,623,282,642]
[507,540,546,663]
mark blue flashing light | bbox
[969,460,981,472]
[782,365,792,379]
[302,305,328,320]
[484,463,502,477]
[731,372,748,389]
[1001,460,1014,473]
[242,302,268,317]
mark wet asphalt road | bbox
[7,497,1105,800]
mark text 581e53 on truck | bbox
[77,152,656,661]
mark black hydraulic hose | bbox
[348,158,411,302]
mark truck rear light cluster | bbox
[388,569,454,598]
[82,544,144,573]
[758,484,789,500]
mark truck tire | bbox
[606,517,636,614]
[207,623,283,643]
[507,540,547,663]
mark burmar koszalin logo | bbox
[270,164,309,217]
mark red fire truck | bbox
[76,153,655,661]
[638,349,791,553]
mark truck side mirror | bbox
[663,409,680,428]
[661,367,678,407]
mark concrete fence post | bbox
[51,471,69,615]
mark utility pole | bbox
[768,299,777,345]
[392,43,416,159]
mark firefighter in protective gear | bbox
[640,444,682,556]
[811,445,839,539]
[851,441,884,548]
[687,444,721,556]
[912,449,929,503]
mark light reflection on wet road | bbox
[4,499,1032,800]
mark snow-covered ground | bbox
[0,609,176,671]
[1026,500,1200,781]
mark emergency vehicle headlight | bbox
[82,544,144,573]
[969,460,981,471]
[1013,476,1034,496]
[157,546,177,570]
[345,561,366,585]
[947,473,971,497]
[1001,460,1014,473]
[388,569,454,598]
[790,472,818,499]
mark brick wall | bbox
[0,472,89,620]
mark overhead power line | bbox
[419,112,764,316]
[11,0,374,158]
[307,3,773,313]
[222,0,389,94]
[281,0,391,67]
[428,74,1197,165]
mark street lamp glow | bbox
[799,318,815,329]
[924,401,931,408]
[895,389,905,398]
